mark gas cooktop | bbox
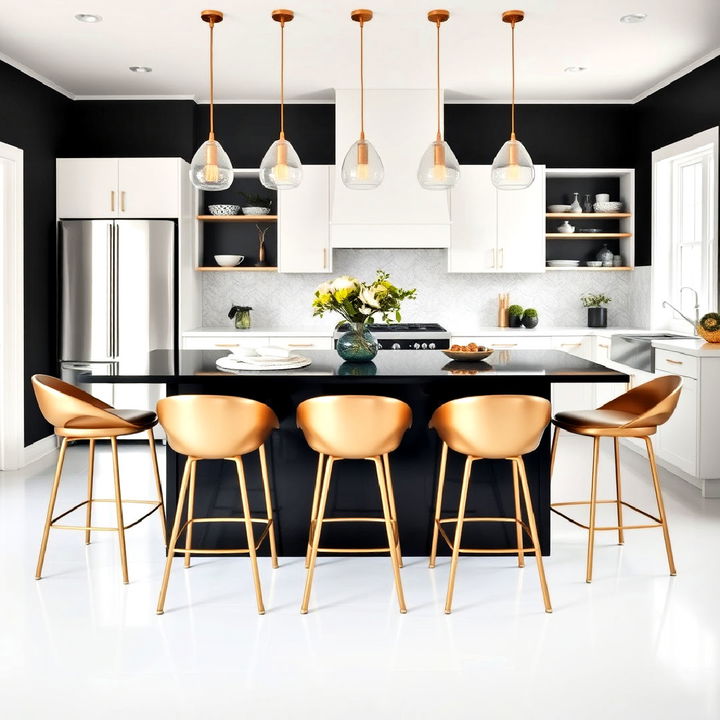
[333,322,450,350]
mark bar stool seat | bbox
[155,395,279,615]
[297,395,412,614]
[429,394,552,614]
[31,374,166,585]
[550,375,682,583]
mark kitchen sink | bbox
[610,333,695,372]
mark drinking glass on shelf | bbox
[583,194,593,213]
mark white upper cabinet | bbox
[449,164,546,273]
[278,165,332,273]
[117,158,182,218]
[57,158,183,219]
[57,158,118,218]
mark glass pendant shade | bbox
[190,138,234,191]
[417,140,460,190]
[341,138,383,189]
[491,137,535,190]
[259,137,303,190]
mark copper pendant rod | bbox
[511,19,516,138]
[201,10,225,141]
[280,19,285,138]
[359,18,365,140]
[436,19,441,141]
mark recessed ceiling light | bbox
[620,13,647,23]
[564,66,587,73]
[74,13,102,23]
[129,66,152,73]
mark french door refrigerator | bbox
[59,220,175,435]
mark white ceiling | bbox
[0,0,719,102]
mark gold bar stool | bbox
[155,395,279,615]
[550,375,682,583]
[429,395,552,614]
[31,374,165,584]
[297,395,412,614]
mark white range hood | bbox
[331,89,451,248]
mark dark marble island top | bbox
[79,349,629,384]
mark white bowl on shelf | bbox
[208,204,241,216]
[593,201,624,213]
[214,254,244,267]
[241,206,271,215]
[586,260,603,267]
[547,204,571,213]
[547,260,580,267]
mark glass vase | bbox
[233,308,252,330]
[336,322,379,362]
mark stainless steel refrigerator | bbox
[59,220,175,433]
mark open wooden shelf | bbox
[546,212,631,219]
[196,266,278,272]
[546,232,632,239]
[546,266,633,271]
[197,215,278,222]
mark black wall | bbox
[0,62,70,445]
[633,56,720,265]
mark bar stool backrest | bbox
[296,395,412,458]
[599,375,682,429]
[157,395,279,459]
[32,374,133,431]
[430,395,551,459]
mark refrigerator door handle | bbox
[113,223,119,358]
[107,224,114,359]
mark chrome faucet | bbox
[662,286,699,335]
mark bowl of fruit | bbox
[442,342,494,362]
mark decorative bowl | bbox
[593,201,624,213]
[208,204,241,216]
[442,349,494,362]
[214,254,244,267]
[548,204,571,213]
[242,206,271,215]
[697,326,720,343]
[586,260,603,267]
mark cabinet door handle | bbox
[665,358,683,365]
[288,343,314,347]
[598,343,609,349]
[491,343,517,348]
[560,342,582,347]
[120,191,126,212]
[110,191,115,212]
[491,248,496,268]
[498,247,504,268]
[323,248,327,269]
[214,343,240,348]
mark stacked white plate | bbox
[217,353,312,371]
[546,260,580,267]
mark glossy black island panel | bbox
[81,349,628,557]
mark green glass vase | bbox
[336,322,379,363]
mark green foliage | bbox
[508,304,524,316]
[239,192,273,208]
[700,312,720,332]
[523,308,538,318]
[581,293,612,307]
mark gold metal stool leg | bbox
[444,456,473,614]
[305,453,325,569]
[84,439,96,545]
[550,425,560,477]
[644,437,677,576]
[36,438,69,579]
[382,454,403,568]
[157,458,192,614]
[375,457,407,613]
[235,457,265,615]
[110,438,129,584]
[301,457,334,614]
[183,460,197,568]
[613,438,625,545]
[512,459,525,568]
[258,443,278,569]
[429,442,448,568]
[586,437,601,583]
[147,429,166,539]
[516,458,552,613]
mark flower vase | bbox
[336,322,379,362]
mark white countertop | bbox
[652,338,720,357]
[183,327,332,337]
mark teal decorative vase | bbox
[338,361,377,376]
[336,322,379,362]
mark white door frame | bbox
[0,141,24,470]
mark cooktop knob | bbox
[413,342,421,350]
[421,343,428,349]
[429,342,436,349]
[392,343,401,350]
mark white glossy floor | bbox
[1,436,719,719]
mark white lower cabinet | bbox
[655,370,698,476]
[182,334,331,351]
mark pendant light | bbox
[341,9,383,189]
[259,9,303,190]
[491,10,535,190]
[417,9,460,190]
[189,10,234,191]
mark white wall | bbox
[202,249,650,331]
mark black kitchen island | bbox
[81,349,628,557]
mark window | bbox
[652,128,719,331]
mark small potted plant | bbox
[522,308,539,329]
[581,293,611,328]
[508,304,524,328]
[239,192,272,215]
